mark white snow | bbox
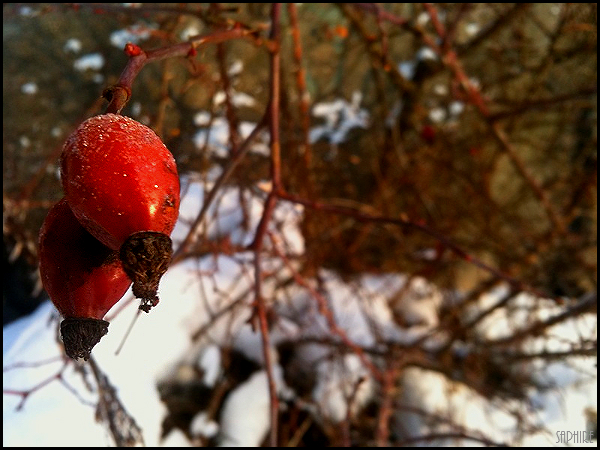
[312,353,375,423]
[63,38,82,54]
[227,60,244,77]
[21,82,38,95]
[449,100,465,117]
[428,106,447,123]
[73,53,105,72]
[192,116,268,158]
[19,136,31,148]
[18,5,35,16]
[3,97,596,447]
[310,92,370,146]
[198,345,222,387]
[465,22,480,37]
[179,23,202,42]
[110,25,154,49]
[190,411,219,439]
[218,368,284,446]
[399,60,417,80]
[213,90,257,108]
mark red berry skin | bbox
[60,113,180,251]
[39,198,132,320]
[420,125,436,144]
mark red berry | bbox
[60,114,180,310]
[39,198,132,360]
[420,125,436,144]
[60,113,180,251]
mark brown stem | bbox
[274,189,562,304]
[269,231,384,383]
[375,364,399,446]
[250,6,282,447]
[103,27,262,114]
[486,292,597,347]
[216,41,241,154]
[171,116,268,264]
[287,3,313,195]
[268,11,282,192]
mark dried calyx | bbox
[120,231,173,313]
[61,317,110,360]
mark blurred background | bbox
[3,3,597,446]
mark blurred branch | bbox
[287,3,314,195]
[489,86,597,120]
[398,431,507,446]
[456,4,531,55]
[275,190,561,303]
[375,361,400,446]
[341,4,415,94]
[270,231,384,383]
[104,26,263,114]
[486,292,597,347]
[216,39,242,154]
[248,5,283,447]
[497,344,597,361]
[172,116,267,264]
[3,357,78,411]
[490,122,568,235]
[88,356,144,447]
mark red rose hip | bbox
[60,114,180,250]
[60,113,180,311]
[39,198,132,360]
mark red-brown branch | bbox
[248,5,283,447]
[274,189,563,304]
[104,27,262,114]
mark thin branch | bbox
[375,363,399,446]
[88,356,145,447]
[2,358,91,411]
[486,292,597,347]
[104,27,263,114]
[287,3,313,194]
[421,3,567,235]
[216,41,242,154]
[397,431,507,446]
[248,5,284,447]
[172,116,267,264]
[275,190,561,303]
[269,231,384,383]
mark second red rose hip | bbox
[39,198,132,359]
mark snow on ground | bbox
[3,95,597,446]
[3,172,597,446]
[3,174,279,446]
[309,91,370,149]
[4,249,595,446]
